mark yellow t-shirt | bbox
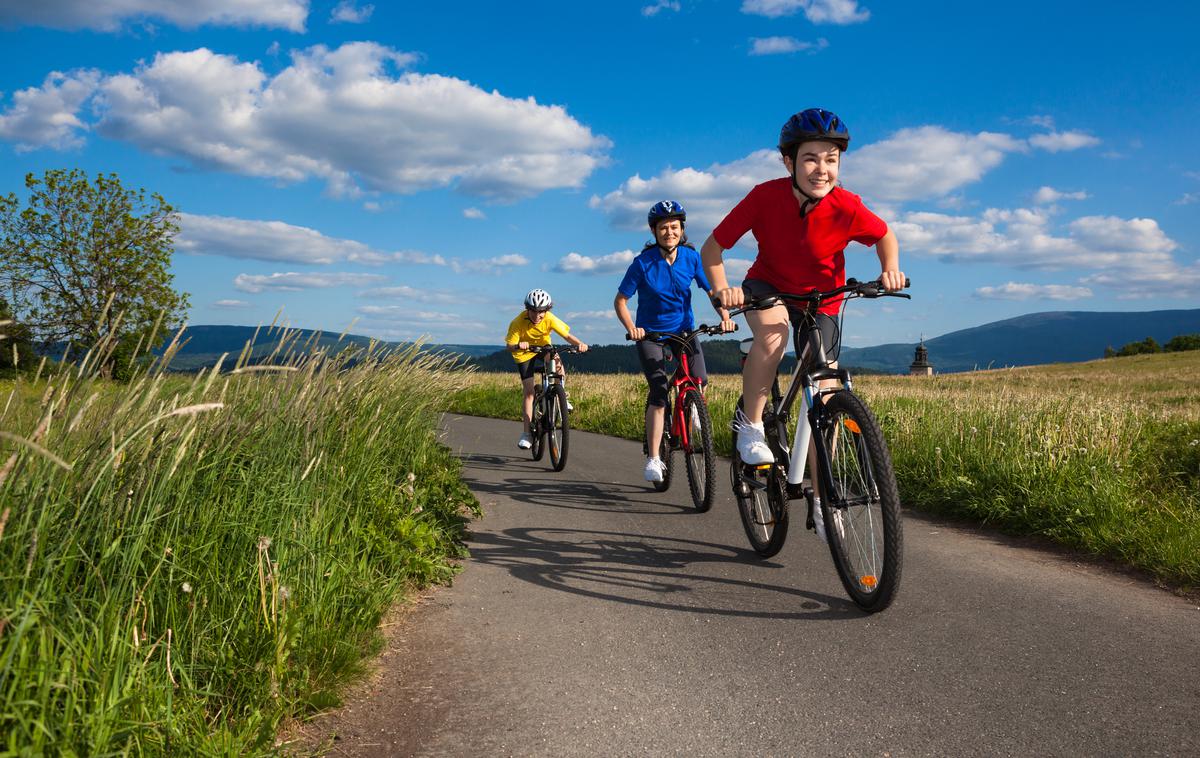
[505,311,571,363]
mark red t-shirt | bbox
[712,179,888,315]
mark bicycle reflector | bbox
[860,575,878,588]
[842,419,862,434]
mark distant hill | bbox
[70,308,1199,374]
[840,308,1200,373]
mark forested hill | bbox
[87,307,1200,374]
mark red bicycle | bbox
[629,323,735,511]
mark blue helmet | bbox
[647,200,686,228]
[779,108,850,157]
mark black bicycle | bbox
[728,278,910,612]
[527,345,577,472]
[629,323,735,511]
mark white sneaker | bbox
[731,409,773,464]
[566,398,575,412]
[517,433,533,450]
[643,457,666,483]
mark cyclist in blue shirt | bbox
[615,200,734,482]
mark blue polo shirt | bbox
[617,245,712,332]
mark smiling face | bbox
[526,308,547,324]
[653,218,683,252]
[784,139,841,198]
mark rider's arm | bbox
[702,234,744,309]
[874,228,905,292]
[614,292,643,340]
[565,333,588,352]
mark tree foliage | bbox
[0,296,36,375]
[1164,333,1200,352]
[0,169,190,369]
[1106,334,1200,358]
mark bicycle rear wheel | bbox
[681,389,715,512]
[651,396,674,492]
[547,385,570,471]
[731,397,788,556]
[530,387,545,461]
[818,391,903,612]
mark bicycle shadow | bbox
[466,526,860,620]
[457,452,697,515]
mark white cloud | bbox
[564,310,615,320]
[554,250,637,274]
[0,69,100,151]
[723,257,754,281]
[641,0,681,16]
[0,0,308,31]
[847,126,1027,202]
[749,36,828,55]
[449,254,529,274]
[1026,114,1056,129]
[741,0,869,23]
[591,150,781,230]
[213,299,253,309]
[1033,186,1088,204]
[178,213,398,264]
[1028,130,1100,152]
[974,283,1093,301]
[330,1,372,23]
[233,271,386,293]
[1080,261,1200,299]
[1174,192,1198,206]
[7,43,609,201]
[463,207,486,219]
[894,207,1180,274]
[359,285,458,304]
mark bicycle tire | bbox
[547,385,570,471]
[730,397,789,556]
[681,389,715,512]
[530,387,545,461]
[651,396,674,492]
[817,391,903,613]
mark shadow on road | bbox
[458,452,696,515]
[466,526,860,620]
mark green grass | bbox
[445,352,1200,591]
[0,334,479,754]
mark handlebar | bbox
[715,277,911,317]
[626,322,738,343]
[525,344,580,355]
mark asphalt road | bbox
[314,413,1200,757]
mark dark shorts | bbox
[742,278,840,360]
[637,338,708,408]
[515,355,545,381]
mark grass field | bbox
[446,351,1200,591]
[0,336,478,754]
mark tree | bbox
[0,170,190,374]
[1164,333,1200,352]
[0,296,36,376]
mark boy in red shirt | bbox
[702,108,905,465]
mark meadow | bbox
[0,331,478,754]
[446,351,1200,591]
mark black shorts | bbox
[515,355,545,381]
[742,278,840,359]
[636,338,708,408]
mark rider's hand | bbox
[577,343,589,353]
[879,270,906,292]
[717,286,744,309]
[628,327,645,341]
[518,341,530,350]
[720,318,736,334]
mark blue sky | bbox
[2,0,1198,348]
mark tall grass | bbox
[445,352,1200,590]
[0,330,478,754]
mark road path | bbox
[309,414,1199,757]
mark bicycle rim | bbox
[820,392,903,612]
[681,390,715,512]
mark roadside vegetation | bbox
[0,332,478,754]
[446,351,1200,591]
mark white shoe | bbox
[517,433,533,450]
[731,409,773,464]
[566,398,575,412]
[643,457,666,483]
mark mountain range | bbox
[144,308,1200,374]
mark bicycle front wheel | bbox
[681,389,715,512]
[818,391,903,613]
[731,397,788,556]
[547,385,570,471]
[530,388,545,461]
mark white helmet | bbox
[524,288,552,311]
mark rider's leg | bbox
[637,340,670,457]
[521,376,537,433]
[742,303,789,423]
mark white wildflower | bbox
[181,582,192,594]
